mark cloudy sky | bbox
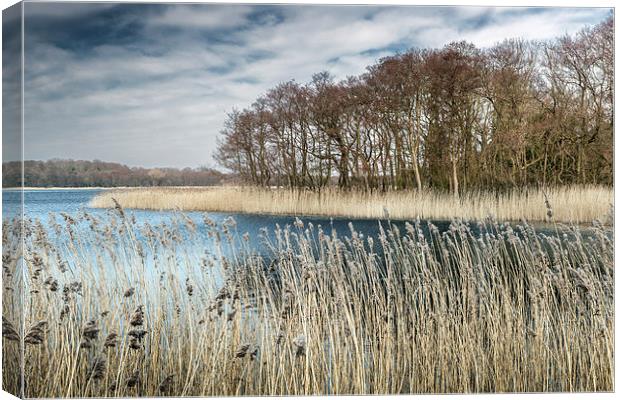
[2,2,612,168]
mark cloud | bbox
[2,2,23,162]
[18,4,611,168]
[147,4,254,30]
[433,8,611,48]
[23,2,117,17]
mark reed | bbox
[1,203,614,396]
[89,185,613,223]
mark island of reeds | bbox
[89,185,613,223]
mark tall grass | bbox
[89,185,613,223]
[2,201,613,396]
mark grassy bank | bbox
[89,185,613,223]
[2,207,613,396]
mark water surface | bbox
[2,188,580,258]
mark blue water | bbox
[2,189,458,247]
[2,188,578,264]
[4,189,105,216]
[2,188,595,295]
[3,189,445,285]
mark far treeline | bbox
[2,160,226,188]
[216,16,613,193]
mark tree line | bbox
[215,16,613,193]
[2,159,226,187]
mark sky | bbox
[2,2,612,169]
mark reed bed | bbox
[1,204,614,397]
[89,185,613,223]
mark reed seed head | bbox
[129,337,143,350]
[24,321,47,345]
[87,357,107,381]
[159,374,174,393]
[125,370,140,388]
[82,320,100,340]
[104,332,118,348]
[185,278,194,297]
[2,316,19,341]
[111,198,126,219]
[235,343,251,358]
[128,328,148,340]
[130,306,144,327]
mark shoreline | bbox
[2,186,222,191]
[3,187,111,191]
[86,203,600,228]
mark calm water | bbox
[0,189,449,284]
[2,189,572,259]
[1,189,594,293]
[2,189,458,246]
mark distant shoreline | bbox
[2,186,222,191]
[3,187,111,190]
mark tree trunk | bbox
[412,157,422,191]
[451,160,459,197]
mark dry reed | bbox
[1,201,614,397]
[89,185,613,223]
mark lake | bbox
[5,188,595,288]
[3,188,462,249]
